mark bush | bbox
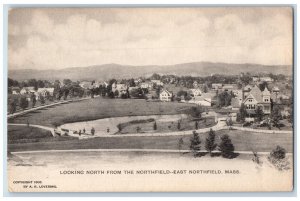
[243,122,252,127]
[270,146,286,160]
[268,146,290,171]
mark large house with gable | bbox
[242,85,271,114]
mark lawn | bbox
[8,97,193,127]
[8,129,293,153]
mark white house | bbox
[151,80,164,86]
[20,87,35,95]
[189,88,202,97]
[37,88,55,98]
[211,83,223,90]
[159,89,173,102]
[140,82,153,90]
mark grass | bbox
[7,125,77,144]
[8,126,53,142]
[8,97,193,127]
[8,129,293,153]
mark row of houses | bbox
[159,88,214,107]
[11,86,55,100]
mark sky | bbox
[8,7,293,70]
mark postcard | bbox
[7,7,294,192]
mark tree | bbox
[238,104,247,122]
[205,129,217,156]
[39,95,45,105]
[226,118,233,128]
[272,105,281,129]
[117,124,122,132]
[255,107,264,122]
[218,134,235,158]
[190,131,201,157]
[91,127,95,135]
[178,138,184,153]
[63,79,72,86]
[19,96,29,110]
[31,94,36,108]
[153,121,157,130]
[187,106,203,118]
[9,100,17,114]
[259,81,268,91]
[195,121,199,130]
[114,90,119,97]
[177,121,181,130]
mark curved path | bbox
[7,97,90,119]
[8,118,292,140]
[231,126,292,134]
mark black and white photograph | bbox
[6,6,294,192]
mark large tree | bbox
[218,134,235,158]
[19,96,29,110]
[238,104,247,122]
[255,106,264,122]
[190,131,201,157]
[271,105,281,129]
[205,129,217,156]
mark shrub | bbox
[268,146,290,171]
[243,122,252,127]
[270,146,286,160]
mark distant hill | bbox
[8,62,292,81]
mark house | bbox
[260,77,274,83]
[242,85,271,114]
[79,81,93,89]
[193,81,199,88]
[189,93,212,107]
[242,84,253,99]
[37,88,55,98]
[211,83,223,90]
[11,87,20,94]
[151,80,164,86]
[112,83,128,95]
[140,82,153,90]
[189,88,202,97]
[252,76,260,82]
[20,87,35,95]
[231,90,243,110]
[159,89,173,102]
[222,84,236,92]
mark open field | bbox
[8,129,293,153]
[8,97,193,127]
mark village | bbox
[8,72,293,132]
